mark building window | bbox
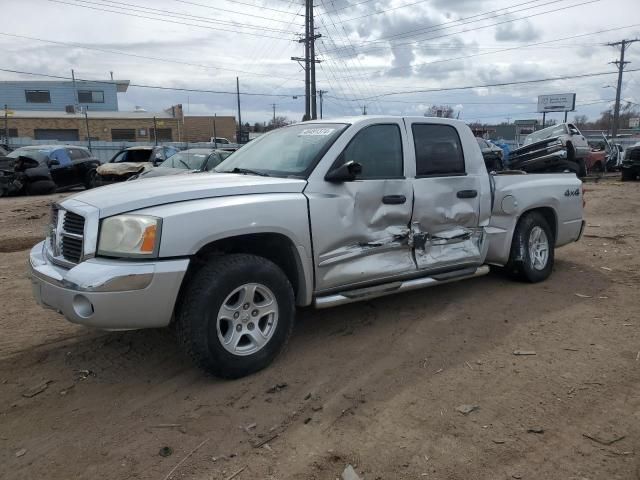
[149,128,173,142]
[1,128,18,138]
[78,90,105,103]
[25,90,51,103]
[111,129,136,141]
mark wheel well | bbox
[520,207,557,245]
[183,233,303,302]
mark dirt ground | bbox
[0,178,638,480]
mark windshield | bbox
[7,147,49,163]
[524,124,567,145]
[159,150,211,170]
[215,123,348,177]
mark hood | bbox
[65,172,307,217]
[97,162,152,176]
[138,167,192,179]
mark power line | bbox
[324,23,640,81]
[0,32,305,83]
[330,0,547,25]
[56,0,299,34]
[607,38,639,137]
[173,0,303,17]
[104,0,302,23]
[48,0,299,40]
[323,0,600,55]
[327,68,640,101]
[0,67,305,97]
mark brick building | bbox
[2,106,237,143]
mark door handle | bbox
[382,194,406,205]
[457,190,478,199]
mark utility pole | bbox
[84,106,92,152]
[71,69,79,112]
[292,0,321,120]
[309,0,317,120]
[608,39,638,138]
[236,77,242,144]
[362,105,367,115]
[4,104,9,148]
[318,90,327,119]
[271,103,276,128]
[153,116,158,146]
[213,113,218,147]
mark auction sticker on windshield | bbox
[298,128,335,136]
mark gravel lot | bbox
[0,178,638,480]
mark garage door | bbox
[34,129,80,141]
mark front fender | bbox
[135,193,314,304]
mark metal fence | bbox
[5,138,242,163]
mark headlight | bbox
[98,215,161,257]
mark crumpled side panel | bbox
[412,175,483,271]
[308,179,415,292]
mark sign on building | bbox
[537,93,576,113]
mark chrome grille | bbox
[48,206,86,266]
[63,211,85,235]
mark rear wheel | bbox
[25,180,56,195]
[176,254,295,379]
[621,169,635,181]
[506,212,554,283]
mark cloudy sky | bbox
[2,0,640,124]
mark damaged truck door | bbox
[305,119,415,291]
[407,121,490,271]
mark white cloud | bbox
[0,0,638,122]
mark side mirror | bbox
[325,160,362,182]
[48,159,60,166]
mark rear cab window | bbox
[412,124,465,177]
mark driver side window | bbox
[341,124,403,179]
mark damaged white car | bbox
[30,117,584,378]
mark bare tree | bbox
[573,114,588,127]
[425,105,454,118]
[268,116,290,130]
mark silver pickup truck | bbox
[29,117,585,378]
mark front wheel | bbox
[506,212,554,283]
[176,254,295,379]
[84,169,97,189]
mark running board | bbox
[314,265,490,309]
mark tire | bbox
[576,158,587,178]
[506,212,554,283]
[621,169,635,181]
[176,254,295,379]
[84,169,97,189]
[25,180,56,195]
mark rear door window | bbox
[67,148,90,160]
[412,124,465,177]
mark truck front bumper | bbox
[29,241,189,330]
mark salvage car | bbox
[94,145,179,185]
[1,155,56,196]
[621,142,640,181]
[135,148,233,180]
[476,137,504,171]
[29,116,584,379]
[509,123,590,177]
[2,145,100,194]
